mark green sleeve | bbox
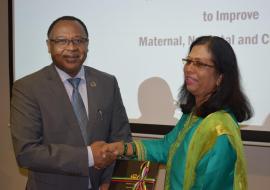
[192,135,236,190]
[139,114,188,163]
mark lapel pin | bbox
[90,81,96,87]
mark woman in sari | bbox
[106,36,252,190]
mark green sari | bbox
[134,110,247,190]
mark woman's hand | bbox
[101,141,125,156]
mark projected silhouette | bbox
[130,77,178,126]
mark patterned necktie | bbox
[68,78,89,144]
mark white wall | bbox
[0,1,27,189]
[245,145,270,190]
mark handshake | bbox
[90,141,126,169]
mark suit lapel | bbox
[85,67,99,140]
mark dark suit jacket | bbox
[10,64,132,190]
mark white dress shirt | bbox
[55,65,94,168]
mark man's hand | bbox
[99,183,110,190]
[90,141,117,169]
[102,141,124,156]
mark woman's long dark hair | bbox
[179,36,253,122]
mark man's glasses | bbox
[182,58,215,69]
[49,38,89,47]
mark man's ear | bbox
[46,39,51,53]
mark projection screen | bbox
[13,0,270,142]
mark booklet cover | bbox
[109,160,160,190]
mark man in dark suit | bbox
[10,16,132,190]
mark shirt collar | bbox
[55,65,86,82]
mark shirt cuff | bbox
[87,146,94,167]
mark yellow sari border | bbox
[134,140,146,161]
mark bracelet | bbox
[117,142,137,159]
[123,142,128,156]
[131,142,137,158]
